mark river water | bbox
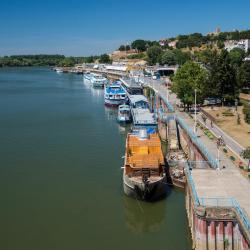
[0,67,192,250]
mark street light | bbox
[194,89,197,133]
[216,136,224,170]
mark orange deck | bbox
[125,133,164,169]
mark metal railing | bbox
[176,116,218,169]
[185,163,250,233]
[185,164,200,206]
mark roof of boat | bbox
[119,105,130,110]
[105,84,126,94]
[132,108,157,125]
[129,95,148,105]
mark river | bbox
[0,67,192,250]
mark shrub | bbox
[223,148,228,153]
[248,174,250,178]
[243,104,250,124]
[230,155,236,161]
[239,165,244,169]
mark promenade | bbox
[143,78,250,222]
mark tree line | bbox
[0,54,112,67]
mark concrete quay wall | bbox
[186,175,250,250]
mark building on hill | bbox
[225,39,250,52]
[207,27,221,36]
[168,40,177,48]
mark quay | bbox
[143,78,250,250]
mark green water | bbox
[0,67,192,250]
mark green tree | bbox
[172,61,208,110]
[56,57,76,67]
[228,48,245,67]
[195,49,218,65]
[125,45,131,51]
[241,147,250,170]
[217,40,225,49]
[161,50,176,65]
[99,54,112,64]
[173,49,191,65]
[119,45,126,51]
[208,50,238,104]
[237,61,250,92]
[146,46,163,65]
[131,39,147,52]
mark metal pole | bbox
[167,84,169,103]
[194,89,197,133]
[217,147,220,170]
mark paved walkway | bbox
[197,113,245,156]
[143,78,250,220]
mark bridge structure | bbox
[143,78,250,250]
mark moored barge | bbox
[123,130,166,201]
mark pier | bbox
[143,78,250,249]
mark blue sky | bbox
[0,0,250,56]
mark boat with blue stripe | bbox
[104,81,127,106]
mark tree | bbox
[241,147,250,170]
[99,54,112,64]
[172,61,208,110]
[146,46,163,65]
[119,45,125,51]
[237,61,250,92]
[58,57,75,67]
[125,45,131,51]
[217,40,225,49]
[173,49,191,65]
[131,39,147,52]
[228,48,245,67]
[161,50,176,65]
[208,50,238,104]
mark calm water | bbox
[0,67,192,250]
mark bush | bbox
[243,104,250,124]
[223,148,228,153]
[239,165,244,169]
[248,174,250,178]
[222,110,234,116]
[230,156,236,161]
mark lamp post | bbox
[194,89,197,133]
[216,136,224,170]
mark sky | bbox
[0,0,250,56]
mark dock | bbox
[143,77,250,249]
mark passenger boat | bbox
[129,95,157,129]
[123,129,166,201]
[55,67,63,74]
[83,73,108,88]
[120,77,143,95]
[83,72,92,83]
[104,82,126,106]
[117,105,131,123]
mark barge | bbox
[123,130,167,201]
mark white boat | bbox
[83,73,108,88]
[129,95,157,129]
[55,67,63,74]
[104,82,127,106]
[117,105,131,123]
